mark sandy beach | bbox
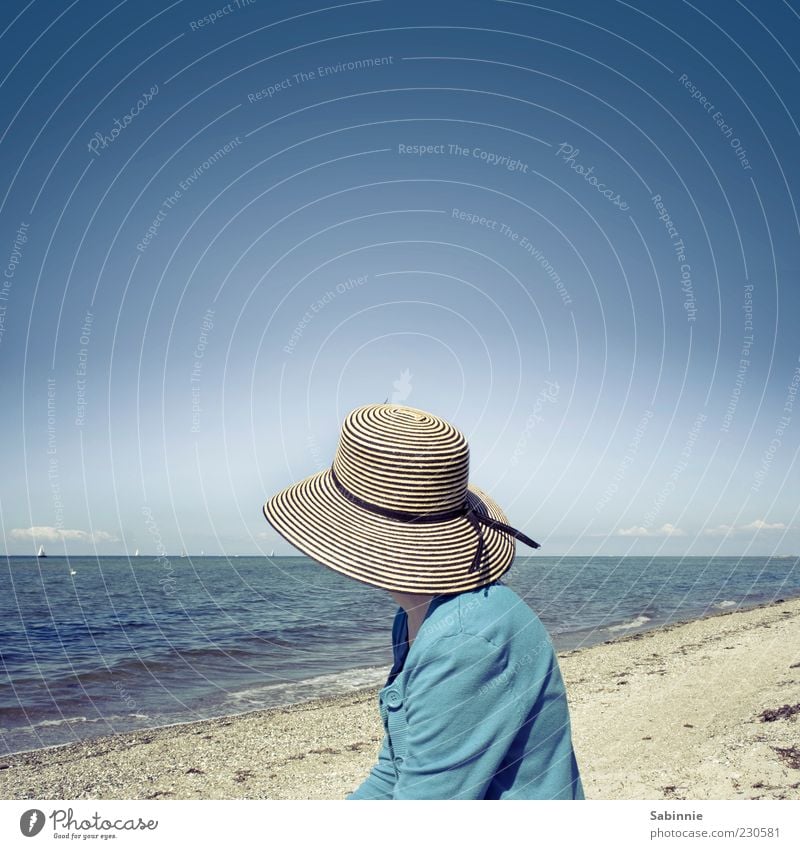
[1,597,799,800]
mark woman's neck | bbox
[389,591,436,645]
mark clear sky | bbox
[0,0,798,557]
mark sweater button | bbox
[384,688,402,708]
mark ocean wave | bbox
[3,712,155,733]
[606,614,652,632]
[220,665,389,708]
[27,715,97,728]
[713,599,737,608]
[1,634,375,692]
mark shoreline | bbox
[1,596,799,799]
[2,593,795,759]
[551,591,798,650]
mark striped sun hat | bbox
[262,403,541,593]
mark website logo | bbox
[19,809,45,837]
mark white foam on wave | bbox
[713,599,737,608]
[606,614,652,632]
[222,665,390,708]
[31,715,95,728]
[20,713,151,732]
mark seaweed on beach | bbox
[772,746,800,769]
[758,703,800,722]
[661,784,688,800]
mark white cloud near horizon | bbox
[615,523,686,538]
[702,519,787,536]
[10,526,118,544]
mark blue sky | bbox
[0,0,798,556]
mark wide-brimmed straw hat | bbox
[262,403,540,593]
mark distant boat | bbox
[134,549,139,557]
[37,545,46,558]
[180,549,187,558]
[270,549,275,557]
[69,569,76,576]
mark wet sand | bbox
[1,597,799,800]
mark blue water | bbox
[0,555,797,755]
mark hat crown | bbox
[332,404,470,513]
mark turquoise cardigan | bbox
[347,581,585,800]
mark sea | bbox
[1,554,798,756]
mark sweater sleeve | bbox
[346,732,396,799]
[392,632,525,800]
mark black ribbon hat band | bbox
[329,466,540,574]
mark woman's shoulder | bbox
[422,580,551,650]
[468,581,549,644]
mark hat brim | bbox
[262,468,516,593]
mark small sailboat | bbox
[69,568,77,576]
[180,549,187,558]
[270,549,275,557]
[37,545,47,558]
[134,548,139,557]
